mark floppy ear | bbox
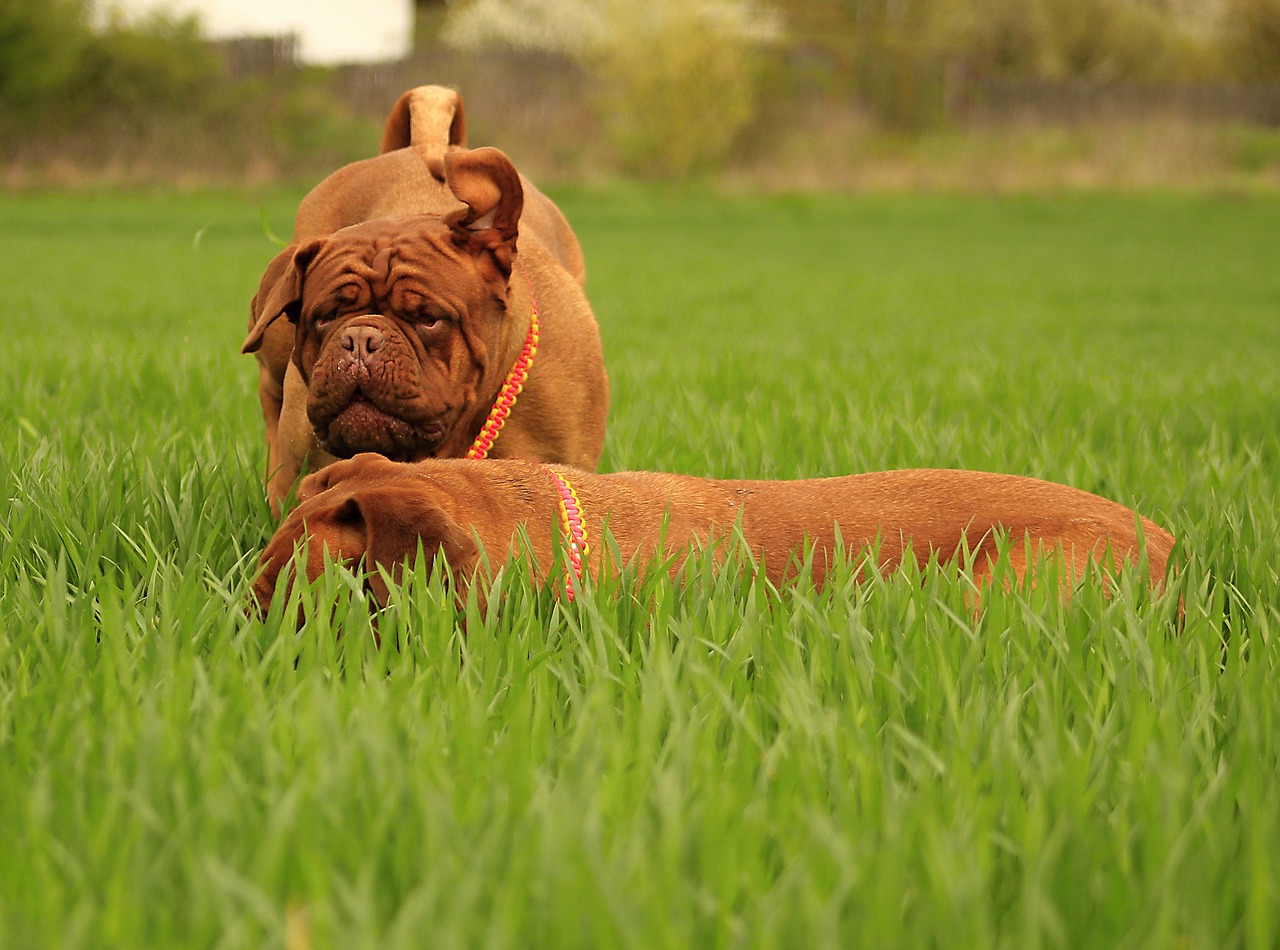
[443,147,523,284]
[241,240,323,355]
[338,490,480,603]
[366,494,480,575]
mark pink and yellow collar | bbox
[466,264,540,460]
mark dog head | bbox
[242,147,525,461]
[252,454,480,614]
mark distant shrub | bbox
[440,0,607,55]
[939,0,1215,82]
[0,0,92,125]
[0,0,219,143]
[80,13,221,115]
[443,0,778,177]
[588,0,773,176]
[0,1,375,182]
[1221,0,1280,78]
[783,0,1228,131]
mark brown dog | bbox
[241,85,608,512]
[252,453,1176,612]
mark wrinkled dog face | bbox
[241,147,526,464]
[291,222,506,460]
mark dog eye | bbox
[313,311,338,331]
[416,313,450,332]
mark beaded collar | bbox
[465,262,540,460]
[542,467,589,601]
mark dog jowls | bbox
[242,85,608,513]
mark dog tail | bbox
[380,85,468,178]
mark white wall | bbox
[99,0,414,64]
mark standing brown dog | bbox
[242,86,608,512]
[252,454,1176,612]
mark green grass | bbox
[1,185,1278,948]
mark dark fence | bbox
[958,78,1280,127]
[214,35,300,75]
[221,41,1280,132]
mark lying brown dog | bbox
[241,85,608,512]
[252,453,1176,613]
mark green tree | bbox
[0,0,91,121]
[1222,0,1280,77]
[444,0,778,176]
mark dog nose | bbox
[340,325,385,356]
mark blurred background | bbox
[3,0,1278,189]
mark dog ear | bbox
[351,490,481,603]
[241,240,323,355]
[250,503,317,617]
[443,147,524,284]
[250,529,297,617]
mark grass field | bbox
[2,185,1278,948]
